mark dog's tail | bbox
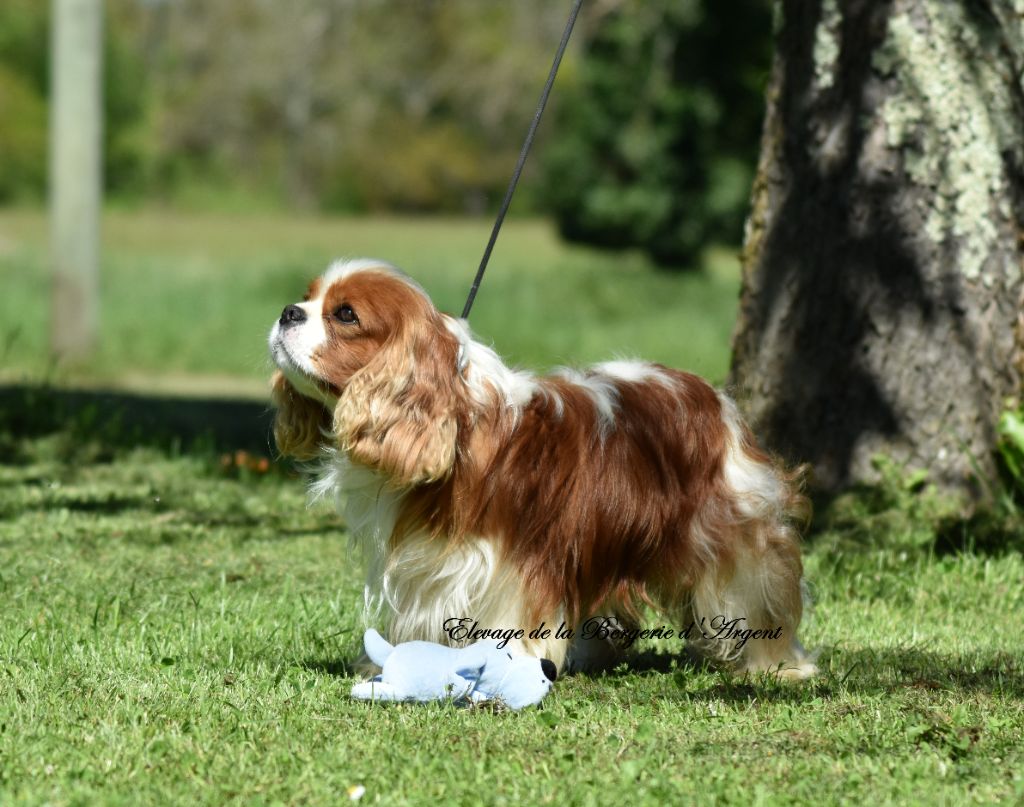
[363,628,394,667]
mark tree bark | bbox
[729,0,1024,500]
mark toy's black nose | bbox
[279,304,307,327]
[541,658,557,682]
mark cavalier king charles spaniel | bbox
[269,259,815,680]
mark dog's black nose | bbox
[540,658,557,682]
[279,304,307,327]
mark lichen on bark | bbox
[730,0,1024,501]
[872,2,1023,282]
[812,0,842,92]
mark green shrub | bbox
[0,67,47,202]
[541,0,772,267]
[0,0,150,200]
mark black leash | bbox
[461,0,585,320]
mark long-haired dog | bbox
[269,259,815,679]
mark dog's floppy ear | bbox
[334,314,463,487]
[270,371,331,460]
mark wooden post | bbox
[50,0,103,361]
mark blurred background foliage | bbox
[543,0,773,265]
[0,0,772,263]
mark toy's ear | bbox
[271,371,331,459]
[333,313,464,487]
[453,645,491,683]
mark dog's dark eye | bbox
[334,304,358,324]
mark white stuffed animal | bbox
[350,629,556,710]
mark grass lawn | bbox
[2,208,1022,804]
[0,209,741,394]
[1,427,1022,805]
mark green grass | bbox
[0,209,740,392]
[1,430,1022,805]
[3,208,1023,804]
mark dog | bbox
[269,258,815,679]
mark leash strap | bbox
[461,0,585,320]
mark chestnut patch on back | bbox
[400,369,732,625]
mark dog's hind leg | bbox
[686,525,816,680]
[682,395,817,680]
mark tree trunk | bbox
[729,0,1024,500]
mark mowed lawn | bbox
[1,209,1023,804]
[1,433,1022,804]
[0,209,741,393]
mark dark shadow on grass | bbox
[300,658,355,678]
[569,646,706,678]
[0,383,277,456]
[307,642,1022,707]
[54,494,155,514]
[932,512,1024,556]
[176,515,337,531]
[825,646,1024,698]
[100,521,345,547]
[586,644,1023,700]
[0,473,52,488]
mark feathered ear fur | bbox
[334,314,463,487]
[270,371,331,459]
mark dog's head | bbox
[268,259,465,486]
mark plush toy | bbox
[350,629,557,710]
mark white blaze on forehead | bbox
[320,258,421,295]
